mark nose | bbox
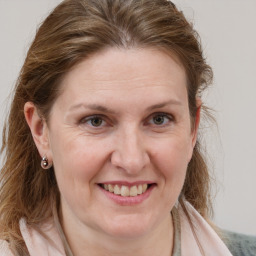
[111,126,150,175]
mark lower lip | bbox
[99,185,155,206]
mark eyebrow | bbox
[68,103,117,114]
[68,99,182,113]
[146,99,182,111]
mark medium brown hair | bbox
[0,0,213,254]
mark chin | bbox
[107,226,151,239]
[101,214,155,239]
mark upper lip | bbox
[98,181,155,186]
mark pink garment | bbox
[19,218,65,256]
[0,240,14,256]
[0,201,232,255]
[179,201,232,256]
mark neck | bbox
[60,213,174,256]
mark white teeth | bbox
[137,184,142,195]
[142,184,148,193]
[121,185,130,196]
[102,183,150,197]
[114,185,121,195]
[108,184,114,192]
[130,185,138,197]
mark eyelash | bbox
[79,115,107,128]
[78,113,174,129]
[147,113,174,127]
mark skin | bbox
[25,48,200,256]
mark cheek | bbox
[153,137,191,186]
[49,132,109,192]
[147,138,190,214]
[50,136,112,221]
[153,135,191,167]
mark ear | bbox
[187,98,201,162]
[24,102,52,160]
[191,98,202,148]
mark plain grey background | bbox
[0,0,255,235]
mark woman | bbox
[0,0,255,255]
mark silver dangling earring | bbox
[41,156,53,169]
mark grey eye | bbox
[153,115,166,125]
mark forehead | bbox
[56,47,188,108]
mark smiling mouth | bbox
[99,183,153,197]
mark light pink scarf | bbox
[179,201,232,255]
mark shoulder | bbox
[0,239,15,256]
[222,230,256,256]
[19,217,65,255]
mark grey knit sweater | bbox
[223,230,256,256]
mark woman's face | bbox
[43,48,198,238]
